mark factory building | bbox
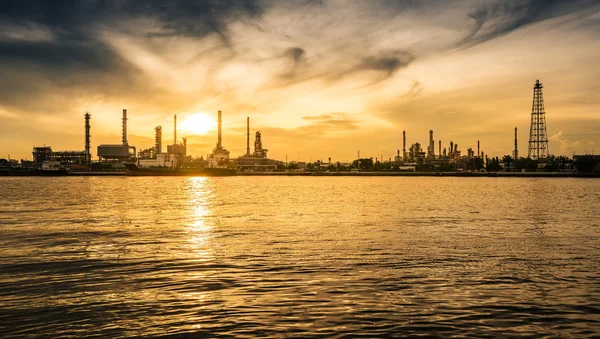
[31,112,92,170]
[137,115,186,169]
[237,117,277,172]
[394,129,487,171]
[32,146,54,166]
[409,142,426,162]
[97,109,136,162]
[207,110,230,167]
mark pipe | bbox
[122,109,128,145]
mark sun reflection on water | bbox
[186,177,214,259]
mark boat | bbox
[38,161,70,176]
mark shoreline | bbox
[2,171,599,178]
[235,171,600,178]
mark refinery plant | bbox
[2,79,599,175]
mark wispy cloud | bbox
[0,0,599,159]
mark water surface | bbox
[0,177,599,337]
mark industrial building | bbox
[392,128,485,171]
[237,117,277,172]
[97,109,136,162]
[207,110,230,167]
[573,155,600,172]
[31,112,92,170]
[137,115,187,169]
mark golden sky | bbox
[1,0,599,161]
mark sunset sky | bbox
[1,0,599,162]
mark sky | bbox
[1,0,599,162]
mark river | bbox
[0,177,598,337]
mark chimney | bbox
[438,140,441,159]
[84,112,91,167]
[450,141,454,155]
[477,140,480,158]
[429,130,434,158]
[514,127,519,159]
[122,109,128,145]
[218,110,222,149]
[173,114,177,145]
[155,126,162,155]
[402,130,407,161]
[246,117,250,156]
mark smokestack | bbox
[438,140,441,159]
[477,140,480,158]
[122,109,128,145]
[514,127,519,159]
[450,141,454,155]
[84,112,91,167]
[155,126,162,155]
[429,130,434,158]
[218,110,222,149]
[402,130,406,161]
[173,114,177,144]
[246,117,250,156]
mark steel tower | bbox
[527,80,549,160]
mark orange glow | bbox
[180,113,216,135]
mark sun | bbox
[180,113,215,135]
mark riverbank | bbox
[3,171,599,178]
[236,171,600,178]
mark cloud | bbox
[549,129,583,155]
[300,112,360,132]
[401,80,424,99]
[0,21,55,42]
[143,0,263,45]
[279,47,306,79]
[1,0,599,160]
[359,51,414,75]
[549,130,563,141]
[454,0,600,49]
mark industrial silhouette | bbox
[528,80,550,160]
